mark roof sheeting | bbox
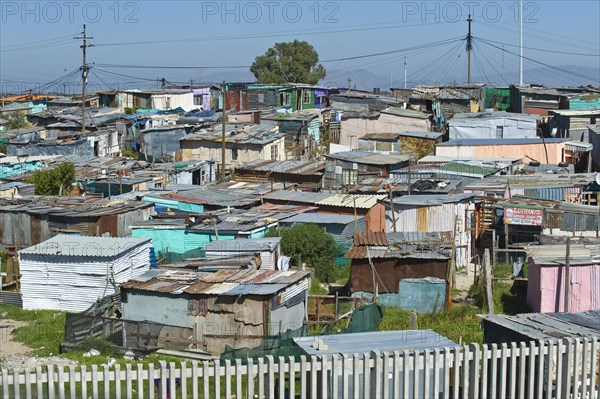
[122,268,310,297]
[294,329,459,356]
[316,194,386,209]
[19,235,151,258]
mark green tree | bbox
[277,223,340,283]
[27,162,76,195]
[5,114,30,130]
[250,40,326,84]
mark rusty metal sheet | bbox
[243,270,280,284]
[183,281,212,294]
[353,231,388,246]
[200,269,239,283]
[201,282,239,295]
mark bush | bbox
[27,162,75,195]
[278,223,341,284]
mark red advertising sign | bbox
[504,207,544,226]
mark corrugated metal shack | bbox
[0,197,153,253]
[234,159,324,186]
[526,244,600,313]
[121,268,310,355]
[345,232,451,300]
[205,237,281,270]
[386,193,475,266]
[315,194,387,232]
[19,235,151,311]
[480,310,600,344]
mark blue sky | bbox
[1,1,599,93]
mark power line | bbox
[474,37,600,58]
[476,38,600,83]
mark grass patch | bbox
[309,277,328,295]
[0,304,66,357]
[492,281,531,315]
[379,304,483,344]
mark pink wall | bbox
[436,142,566,164]
[527,260,600,313]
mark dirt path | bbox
[0,319,77,370]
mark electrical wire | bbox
[476,38,600,83]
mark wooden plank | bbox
[481,345,489,399]
[191,361,198,399]
[363,352,370,399]
[24,368,31,399]
[92,364,98,399]
[499,344,507,398]
[310,355,318,399]
[169,362,177,399]
[545,341,554,399]
[143,364,150,399]
[536,341,545,399]
[321,355,329,399]
[403,350,410,399]
[563,339,574,399]
[247,358,255,399]
[47,364,55,399]
[300,356,307,399]
[125,363,133,399]
[423,349,431,399]
[79,365,87,399]
[555,340,563,399]
[572,339,581,399]
[202,360,209,399]
[115,364,121,399]
[509,342,517,399]
[235,359,243,399]
[12,368,20,399]
[432,349,440,398]
[257,357,264,399]
[332,354,340,399]
[266,356,276,399]
[394,351,401,399]
[137,363,145,399]
[159,361,167,399]
[442,348,450,397]
[288,356,296,399]
[580,338,590,399]
[353,354,360,399]
[224,359,231,399]
[469,344,480,399]
[490,344,498,399]
[213,359,220,399]
[382,351,390,399]
[528,342,536,399]
[453,348,460,399]
[590,338,598,399]
[36,366,44,399]
[518,342,526,398]
[103,366,110,399]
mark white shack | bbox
[19,235,151,312]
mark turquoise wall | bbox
[142,196,205,213]
[132,227,235,258]
[569,97,600,110]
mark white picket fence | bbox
[1,336,599,398]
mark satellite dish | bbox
[595,172,600,186]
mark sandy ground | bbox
[0,319,77,370]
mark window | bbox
[271,145,278,160]
[303,90,311,104]
[257,93,265,103]
[232,148,238,161]
[496,126,504,138]
[280,93,291,106]
[342,169,358,186]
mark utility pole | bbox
[519,0,523,85]
[75,24,93,135]
[564,237,571,312]
[404,53,407,89]
[466,14,473,84]
[221,80,227,181]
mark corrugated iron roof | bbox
[19,235,151,258]
[480,310,600,340]
[316,194,386,209]
[123,269,310,296]
[353,232,389,246]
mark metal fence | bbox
[2,336,599,398]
